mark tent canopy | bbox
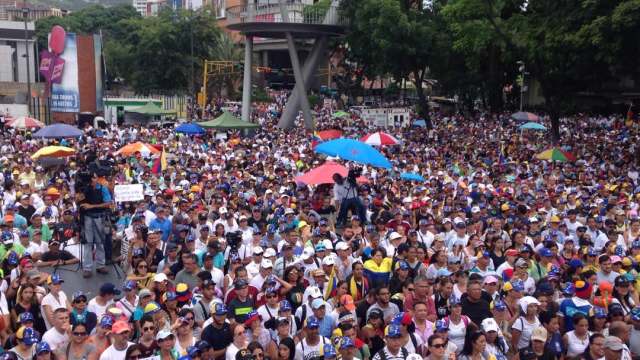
[128,102,176,116]
[197,112,260,129]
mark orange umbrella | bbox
[295,161,368,185]
[115,142,161,156]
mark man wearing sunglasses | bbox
[70,291,97,334]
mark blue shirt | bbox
[97,184,112,202]
[318,315,335,338]
[149,217,172,242]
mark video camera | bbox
[226,231,243,251]
[347,166,362,185]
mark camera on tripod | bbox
[226,231,243,251]
[347,167,362,185]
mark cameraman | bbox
[79,171,113,278]
[333,172,366,227]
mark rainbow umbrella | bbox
[31,146,76,159]
[535,148,575,162]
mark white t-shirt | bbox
[99,342,133,360]
[42,327,69,351]
[41,292,68,329]
[294,337,330,360]
[448,317,468,354]
[88,298,114,320]
[512,316,541,349]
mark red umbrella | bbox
[6,116,45,129]
[296,161,368,185]
[360,131,400,146]
[317,129,343,140]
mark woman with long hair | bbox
[425,250,447,280]
[539,310,563,357]
[363,247,392,289]
[243,311,274,357]
[482,318,508,359]
[226,324,248,360]
[327,280,349,310]
[56,323,96,360]
[127,259,155,289]
[248,341,266,360]
[563,313,590,358]
[11,284,46,334]
[345,262,369,303]
[458,330,487,360]
[173,309,196,356]
[445,297,470,354]
[488,235,506,269]
[612,275,636,315]
[281,266,306,310]
[33,342,57,360]
[124,344,144,360]
[277,337,295,360]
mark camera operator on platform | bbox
[78,170,114,278]
[333,169,366,227]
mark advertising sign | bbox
[51,33,79,112]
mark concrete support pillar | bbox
[284,34,314,129]
[241,36,253,122]
[262,51,269,67]
[277,36,327,129]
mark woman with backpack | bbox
[510,296,541,355]
[444,296,471,354]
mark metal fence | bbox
[226,3,347,27]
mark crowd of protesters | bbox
[0,94,637,360]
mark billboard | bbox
[51,33,79,113]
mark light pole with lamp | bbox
[517,60,526,111]
[22,6,32,115]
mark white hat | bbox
[264,248,277,258]
[219,207,228,214]
[154,273,168,282]
[519,296,541,313]
[301,248,315,260]
[284,208,295,215]
[322,239,334,250]
[253,246,264,255]
[239,215,247,221]
[335,242,350,251]
[311,298,326,309]
[261,259,273,268]
[481,318,499,332]
[306,286,322,299]
[265,189,273,194]
[322,256,335,266]
[471,206,481,213]
[389,232,402,240]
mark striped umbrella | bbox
[7,116,45,129]
[535,148,576,162]
[115,142,162,157]
[31,146,76,159]
[511,111,540,122]
[360,131,400,146]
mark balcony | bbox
[225,3,347,38]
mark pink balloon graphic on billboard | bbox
[40,25,67,93]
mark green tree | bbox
[341,0,441,118]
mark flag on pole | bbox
[324,267,338,300]
[151,147,167,174]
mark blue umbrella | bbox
[519,122,547,131]
[175,123,205,135]
[413,119,426,128]
[32,124,82,138]
[315,138,392,169]
[400,172,425,182]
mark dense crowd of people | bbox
[0,96,637,360]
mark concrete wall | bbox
[0,44,13,81]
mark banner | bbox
[114,184,144,203]
[51,33,79,113]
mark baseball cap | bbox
[385,324,402,338]
[340,295,356,311]
[16,326,38,345]
[196,340,211,351]
[538,248,553,257]
[156,329,174,341]
[234,279,249,289]
[531,326,547,342]
[434,319,448,332]
[261,259,273,268]
[100,282,121,296]
[213,303,228,316]
[491,299,506,311]
[594,306,607,319]
[252,246,264,255]
[481,318,499,332]
[339,336,355,350]
[138,288,153,299]
[99,316,114,328]
[19,312,34,323]
[47,274,63,285]
[335,242,350,251]
[311,298,326,310]
[36,341,51,354]
[306,316,320,329]
[123,280,137,292]
[279,300,292,312]
[603,336,625,351]
[112,320,130,334]
[323,344,337,358]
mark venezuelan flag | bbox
[324,267,339,300]
[363,257,392,289]
[151,147,167,175]
[311,131,322,149]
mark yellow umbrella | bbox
[31,146,76,159]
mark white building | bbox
[0,20,35,83]
[132,0,147,16]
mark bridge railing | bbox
[226,3,347,27]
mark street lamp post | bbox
[517,60,525,112]
[22,6,32,115]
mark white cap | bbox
[306,286,322,299]
[265,189,273,194]
[239,215,247,221]
[284,208,295,215]
[322,239,334,250]
[301,247,315,260]
[219,207,228,214]
[253,246,264,255]
[389,232,402,240]
[481,318,499,332]
[261,259,273,268]
[335,242,350,251]
[264,248,277,258]
[471,206,480,213]
[322,256,335,266]
[311,298,326,309]
[402,197,412,203]
[154,273,168,282]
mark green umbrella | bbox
[332,111,349,118]
[197,112,260,129]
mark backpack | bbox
[443,315,470,328]
[296,304,307,329]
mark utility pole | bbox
[23,5,32,115]
[517,60,525,112]
[190,0,195,99]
